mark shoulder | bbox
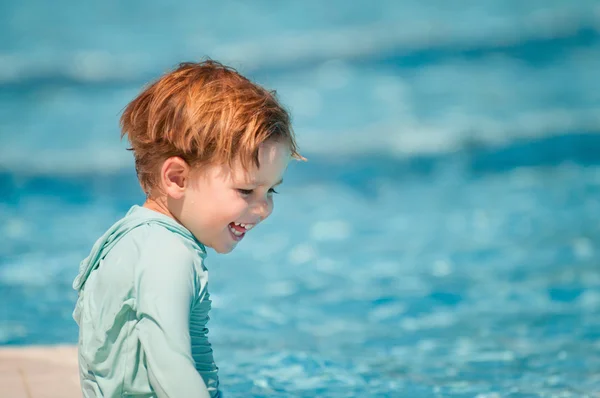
[126,224,198,263]
[126,224,208,290]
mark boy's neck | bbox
[143,198,177,221]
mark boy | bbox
[72,60,303,397]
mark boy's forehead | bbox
[230,166,271,185]
[230,160,287,186]
[220,140,291,184]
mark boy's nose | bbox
[253,199,273,221]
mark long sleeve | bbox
[134,227,210,398]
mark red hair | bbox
[120,60,303,195]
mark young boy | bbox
[72,60,303,397]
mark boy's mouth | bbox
[228,222,255,241]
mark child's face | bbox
[178,139,291,253]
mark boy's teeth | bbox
[229,225,244,236]
[233,222,254,230]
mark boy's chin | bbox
[211,242,237,254]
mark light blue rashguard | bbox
[72,205,220,397]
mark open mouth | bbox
[227,222,255,241]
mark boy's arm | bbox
[134,230,210,398]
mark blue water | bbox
[2,2,600,396]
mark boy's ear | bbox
[161,157,189,199]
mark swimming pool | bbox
[1,2,600,396]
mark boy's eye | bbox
[237,188,279,196]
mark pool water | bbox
[1,2,600,396]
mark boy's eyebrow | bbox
[249,178,283,187]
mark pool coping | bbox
[0,345,80,398]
